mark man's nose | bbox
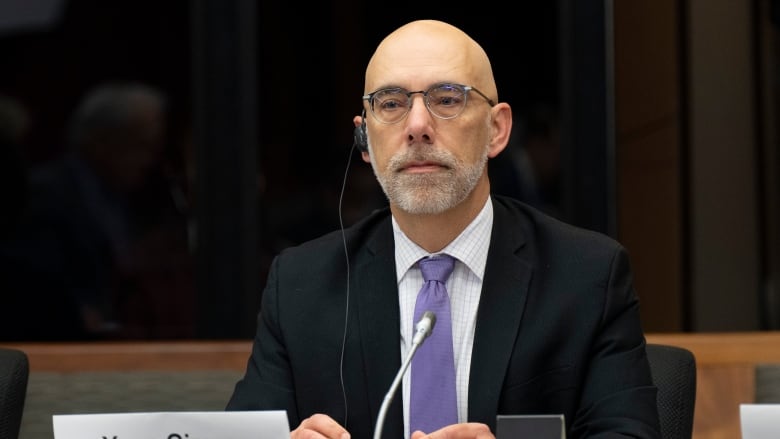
[407,93,431,120]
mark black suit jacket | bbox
[227,195,661,439]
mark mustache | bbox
[387,149,458,172]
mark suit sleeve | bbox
[571,245,661,438]
[225,255,301,428]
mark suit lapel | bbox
[468,200,533,426]
[355,217,404,438]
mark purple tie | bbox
[410,254,457,434]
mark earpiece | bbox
[353,110,368,153]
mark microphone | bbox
[372,311,437,439]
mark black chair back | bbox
[646,343,697,439]
[0,348,29,439]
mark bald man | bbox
[227,20,661,439]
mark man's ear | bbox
[487,103,512,159]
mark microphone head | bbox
[422,311,436,331]
[412,311,437,346]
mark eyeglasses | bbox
[362,83,495,124]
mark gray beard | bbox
[371,145,488,215]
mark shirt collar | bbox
[393,196,493,283]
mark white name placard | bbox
[741,404,780,439]
[53,410,289,439]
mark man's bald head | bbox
[364,20,498,100]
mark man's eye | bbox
[378,98,406,111]
[432,96,463,107]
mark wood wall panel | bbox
[1,341,252,372]
[613,0,683,331]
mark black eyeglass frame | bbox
[362,82,496,124]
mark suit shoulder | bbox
[492,195,625,253]
[277,206,392,257]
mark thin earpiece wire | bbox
[337,138,358,427]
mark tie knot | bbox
[418,254,455,284]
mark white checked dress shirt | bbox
[394,197,493,438]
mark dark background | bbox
[0,1,575,340]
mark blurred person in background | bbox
[0,81,195,340]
